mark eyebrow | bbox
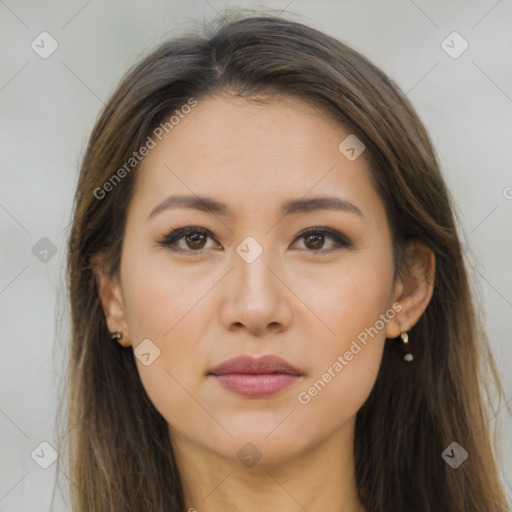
[148,194,365,221]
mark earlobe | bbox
[91,254,131,347]
[386,239,436,339]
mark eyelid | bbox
[158,226,352,254]
[158,226,219,254]
[293,227,351,252]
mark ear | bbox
[91,254,131,347]
[385,239,436,339]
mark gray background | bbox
[1,0,511,510]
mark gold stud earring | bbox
[110,330,123,342]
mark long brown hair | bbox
[57,10,508,512]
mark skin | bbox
[95,94,435,512]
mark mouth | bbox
[207,355,304,398]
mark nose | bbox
[219,246,293,337]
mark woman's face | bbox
[109,95,403,466]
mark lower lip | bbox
[211,373,300,397]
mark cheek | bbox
[121,247,210,342]
[292,252,393,419]
[296,250,394,349]
[295,283,391,430]
[120,249,217,418]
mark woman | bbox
[61,11,508,512]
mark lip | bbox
[208,355,304,398]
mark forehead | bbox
[131,95,384,224]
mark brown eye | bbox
[303,232,325,250]
[294,228,351,253]
[159,227,218,253]
[184,232,207,250]
[159,226,351,255]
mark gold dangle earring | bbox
[396,318,413,362]
[401,331,413,362]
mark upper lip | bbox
[208,355,303,376]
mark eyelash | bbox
[157,226,352,255]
